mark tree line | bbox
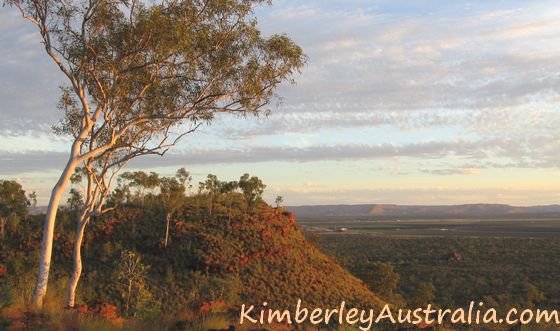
[0,169,276,311]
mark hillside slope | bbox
[184,207,384,308]
[79,203,385,313]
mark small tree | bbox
[0,180,30,238]
[238,174,266,211]
[28,191,37,208]
[159,168,191,247]
[4,0,306,307]
[199,174,222,216]
[120,171,160,206]
[67,188,84,212]
[117,250,149,317]
[220,180,239,220]
[275,195,284,208]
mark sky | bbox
[1,0,560,206]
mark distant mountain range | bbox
[287,203,560,219]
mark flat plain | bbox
[300,217,560,237]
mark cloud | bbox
[0,10,62,134]
[0,151,67,175]
[420,167,481,176]
[3,128,560,176]
[257,1,560,116]
[215,110,461,139]
[4,1,560,139]
[0,138,533,175]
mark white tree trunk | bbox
[66,211,89,307]
[31,120,91,309]
[31,158,78,308]
[164,213,171,247]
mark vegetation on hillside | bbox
[0,175,383,330]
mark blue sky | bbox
[1,0,560,206]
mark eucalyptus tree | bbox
[159,168,192,247]
[220,180,239,219]
[5,0,305,308]
[120,171,161,206]
[0,180,30,238]
[274,195,283,208]
[118,250,149,317]
[199,174,222,216]
[28,191,37,209]
[238,173,266,211]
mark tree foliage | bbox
[238,173,266,211]
[4,0,306,307]
[8,0,306,161]
[0,180,30,238]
